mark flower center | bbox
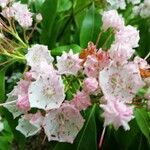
[43,87,55,98]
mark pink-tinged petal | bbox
[11,2,33,28]
[71,91,91,111]
[24,112,44,128]
[56,49,82,76]
[16,95,30,112]
[99,63,145,103]
[28,71,65,110]
[110,42,133,65]
[16,115,41,137]
[43,104,84,143]
[0,0,9,7]
[25,44,54,70]
[115,25,140,48]
[102,10,125,31]
[134,56,150,69]
[83,77,98,93]
[100,100,134,130]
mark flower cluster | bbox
[133,0,150,18]
[106,0,141,10]
[1,6,150,144]
[1,1,33,28]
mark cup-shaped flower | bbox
[43,104,84,143]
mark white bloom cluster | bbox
[133,0,150,18]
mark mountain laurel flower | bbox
[115,25,140,48]
[102,10,125,31]
[25,44,54,70]
[99,63,145,103]
[16,95,30,112]
[83,77,98,93]
[71,91,91,111]
[110,42,134,65]
[0,0,9,8]
[28,71,65,110]
[84,55,99,78]
[16,115,41,137]
[15,80,31,112]
[56,50,82,76]
[134,56,150,69]
[43,104,84,143]
[1,7,15,18]
[106,0,126,10]
[12,2,33,28]
[24,112,44,128]
[84,50,110,78]
[100,100,134,130]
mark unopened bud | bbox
[36,13,42,22]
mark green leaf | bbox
[114,120,140,150]
[0,120,14,150]
[34,0,45,12]
[0,60,16,102]
[40,0,58,47]
[80,4,102,48]
[51,44,82,56]
[0,70,5,102]
[54,143,73,150]
[74,0,91,13]
[74,104,98,150]
[134,108,150,143]
[58,0,72,12]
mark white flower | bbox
[28,71,65,110]
[115,25,140,48]
[56,50,82,75]
[110,42,134,65]
[127,0,141,5]
[99,63,145,103]
[0,0,8,8]
[1,6,15,18]
[43,104,84,143]
[16,115,41,137]
[102,10,125,31]
[100,100,134,130]
[25,44,54,70]
[134,56,150,69]
[12,2,33,28]
[107,0,126,10]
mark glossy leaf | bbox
[74,104,98,150]
[40,0,58,47]
[80,4,102,48]
[58,0,72,12]
[51,44,82,56]
[134,108,150,144]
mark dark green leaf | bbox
[74,104,98,150]
[58,0,72,12]
[134,108,150,143]
[40,0,58,48]
[0,70,5,102]
[80,4,102,48]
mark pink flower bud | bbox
[83,77,98,93]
